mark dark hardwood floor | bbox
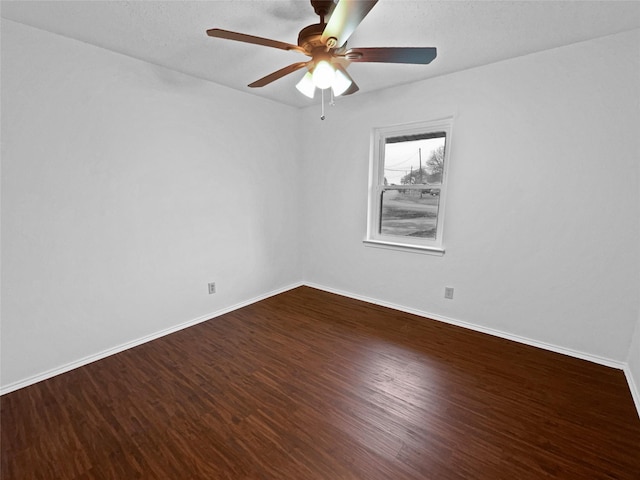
[2,286,639,479]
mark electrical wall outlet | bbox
[208,282,216,294]
[444,287,454,299]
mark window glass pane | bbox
[380,188,440,239]
[384,133,446,186]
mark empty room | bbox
[2,0,640,478]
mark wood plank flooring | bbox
[2,286,639,479]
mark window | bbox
[365,118,453,254]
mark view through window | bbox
[382,132,446,239]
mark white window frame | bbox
[364,117,453,255]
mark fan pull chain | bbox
[330,89,335,107]
[321,88,326,120]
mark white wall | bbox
[300,29,640,364]
[627,100,640,411]
[1,20,302,390]
[2,18,639,396]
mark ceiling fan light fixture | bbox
[208,0,438,107]
[296,72,316,98]
[331,68,352,96]
[312,60,335,89]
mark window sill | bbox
[363,239,445,256]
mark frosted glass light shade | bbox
[312,60,335,89]
[331,68,352,97]
[296,72,315,98]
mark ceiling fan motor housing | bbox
[298,23,328,54]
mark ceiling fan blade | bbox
[321,0,378,48]
[345,47,437,64]
[207,28,306,54]
[248,62,310,88]
[342,81,360,96]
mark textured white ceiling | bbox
[2,0,640,108]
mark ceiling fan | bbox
[206,0,437,102]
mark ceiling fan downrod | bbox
[311,0,334,24]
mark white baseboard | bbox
[0,281,304,396]
[3,279,635,420]
[305,282,640,419]
[623,365,640,420]
[304,282,627,370]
